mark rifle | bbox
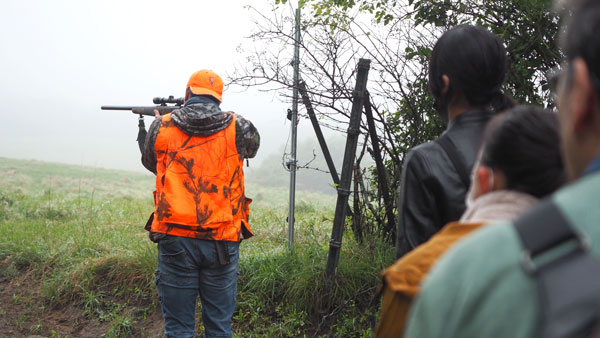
[101,96,184,116]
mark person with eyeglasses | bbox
[404,1,600,337]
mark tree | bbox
[300,0,561,104]
[230,0,561,242]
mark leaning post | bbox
[325,58,371,279]
[298,79,353,218]
[363,93,396,237]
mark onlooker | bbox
[404,1,600,337]
[377,106,565,337]
[139,70,260,338]
[395,24,515,258]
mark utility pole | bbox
[287,7,301,251]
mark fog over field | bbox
[0,0,337,179]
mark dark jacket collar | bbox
[184,95,220,106]
[446,109,495,131]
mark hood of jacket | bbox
[171,101,233,137]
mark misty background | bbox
[0,0,348,195]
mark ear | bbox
[475,166,493,195]
[570,58,598,133]
[184,87,191,102]
[442,75,450,96]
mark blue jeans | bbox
[155,236,240,338]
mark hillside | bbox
[0,157,392,337]
[245,135,373,196]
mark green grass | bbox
[0,157,394,337]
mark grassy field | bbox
[0,157,394,337]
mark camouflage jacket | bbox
[140,100,260,174]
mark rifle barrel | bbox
[101,105,181,116]
[100,106,136,110]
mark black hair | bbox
[480,106,566,198]
[561,0,600,96]
[429,25,515,117]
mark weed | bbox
[331,305,377,337]
[29,320,42,334]
[15,314,28,328]
[82,290,105,318]
[295,200,316,214]
[2,262,18,278]
[49,330,68,338]
[0,193,13,221]
[12,293,22,305]
[104,313,135,337]
[280,306,307,336]
[0,193,13,207]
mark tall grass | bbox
[0,157,394,337]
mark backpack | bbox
[514,199,600,338]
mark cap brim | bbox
[189,86,222,102]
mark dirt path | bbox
[0,266,163,337]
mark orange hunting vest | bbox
[151,113,253,241]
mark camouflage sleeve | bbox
[235,114,260,159]
[141,117,162,175]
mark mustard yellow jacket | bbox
[376,221,485,337]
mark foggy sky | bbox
[0,0,323,173]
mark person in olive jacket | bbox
[395,25,516,258]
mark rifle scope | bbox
[153,96,184,105]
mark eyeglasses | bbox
[547,65,570,103]
[547,62,600,99]
[547,66,563,97]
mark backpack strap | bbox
[513,199,600,338]
[437,135,471,189]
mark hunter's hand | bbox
[153,109,161,119]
